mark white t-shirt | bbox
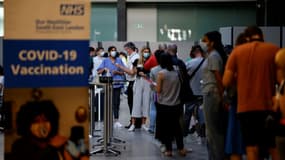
[92,56,104,77]
[125,52,139,81]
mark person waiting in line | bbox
[224,32,247,160]
[118,51,128,68]
[88,46,96,79]
[149,49,165,153]
[97,46,126,128]
[126,46,152,132]
[143,43,167,71]
[153,52,186,157]
[149,48,165,134]
[118,51,128,95]
[167,44,193,153]
[223,26,280,160]
[200,30,228,160]
[91,47,106,79]
[184,45,205,140]
[115,42,139,129]
[274,48,285,160]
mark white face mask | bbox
[100,51,105,57]
[30,122,51,138]
[110,51,117,57]
[199,41,208,53]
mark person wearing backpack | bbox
[184,45,205,139]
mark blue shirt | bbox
[97,57,126,88]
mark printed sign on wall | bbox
[3,0,91,159]
[4,0,90,88]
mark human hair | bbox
[204,31,227,65]
[119,51,127,58]
[89,47,95,52]
[235,32,248,46]
[138,46,151,64]
[124,42,136,51]
[244,25,264,42]
[108,46,117,52]
[159,52,174,71]
[158,43,167,51]
[96,47,104,52]
[16,100,60,138]
[154,49,164,65]
[190,44,203,58]
[167,44,177,55]
[140,46,151,54]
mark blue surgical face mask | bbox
[110,51,117,57]
[199,41,208,53]
[143,52,150,58]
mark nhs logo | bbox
[60,4,84,16]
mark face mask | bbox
[199,41,208,53]
[143,52,150,58]
[110,51,117,57]
[100,51,105,57]
[30,122,51,138]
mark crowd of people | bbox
[89,25,285,159]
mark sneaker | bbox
[141,124,149,131]
[114,122,123,128]
[123,93,128,98]
[196,136,201,144]
[148,129,154,134]
[128,124,135,132]
[188,126,196,134]
[160,144,166,153]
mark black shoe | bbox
[188,126,196,134]
[125,123,131,129]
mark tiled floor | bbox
[89,95,208,160]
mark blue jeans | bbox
[149,92,157,132]
[184,96,204,136]
[203,88,227,160]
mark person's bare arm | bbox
[155,71,163,93]
[223,70,234,88]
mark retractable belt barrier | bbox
[89,76,126,156]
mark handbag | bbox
[177,58,205,104]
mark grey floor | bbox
[89,95,208,160]
[0,95,208,160]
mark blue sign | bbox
[4,40,89,88]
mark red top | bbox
[144,54,158,71]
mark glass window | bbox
[91,3,117,41]
[157,3,256,42]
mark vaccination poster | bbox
[3,0,90,159]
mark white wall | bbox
[127,7,157,42]
[220,26,282,47]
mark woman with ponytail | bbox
[200,30,227,160]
